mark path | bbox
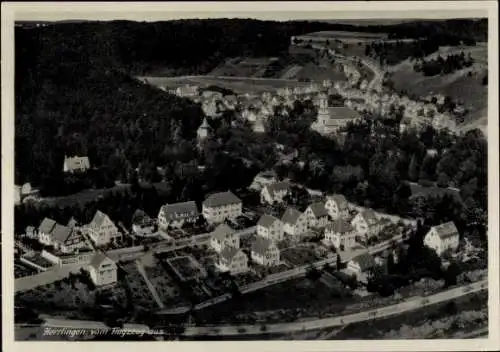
[32,280,487,338]
[183,280,487,337]
[135,259,165,309]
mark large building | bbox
[216,247,248,274]
[325,194,350,220]
[87,211,122,246]
[86,252,117,287]
[260,181,291,205]
[202,191,242,224]
[63,155,90,173]
[281,207,308,238]
[304,202,329,228]
[37,218,87,253]
[324,219,357,250]
[311,97,363,136]
[251,237,280,267]
[158,201,199,230]
[210,223,240,253]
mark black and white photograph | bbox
[2,1,499,350]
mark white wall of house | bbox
[424,228,460,256]
[324,229,357,249]
[283,214,308,237]
[203,203,242,224]
[325,200,348,220]
[217,252,248,274]
[257,222,284,242]
[251,247,280,267]
[88,259,117,286]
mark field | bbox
[210,57,278,78]
[294,62,346,82]
[120,262,158,311]
[140,75,312,95]
[167,255,206,281]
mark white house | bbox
[351,209,382,237]
[304,202,330,228]
[347,252,376,280]
[324,219,357,250]
[37,218,86,253]
[260,181,291,205]
[424,221,460,256]
[325,194,350,220]
[202,191,242,224]
[158,201,199,230]
[63,155,90,173]
[281,207,308,237]
[251,237,280,267]
[256,214,284,242]
[249,170,279,191]
[87,210,122,246]
[210,223,240,253]
[132,209,156,236]
[86,252,117,287]
[216,247,248,274]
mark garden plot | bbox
[167,255,207,282]
[142,261,188,309]
[120,262,158,311]
[281,245,323,267]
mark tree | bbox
[336,254,342,270]
[408,154,420,182]
[443,262,461,287]
[386,251,396,274]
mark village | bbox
[12,22,489,340]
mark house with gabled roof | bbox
[86,252,117,287]
[281,207,308,237]
[424,221,460,256]
[249,170,279,191]
[202,191,242,224]
[260,181,291,205]
[348,252,376,280]
[256,214,284,242]
[132,209,156,236]
[158,201,199,230]
[351,209,382,237]
[325,194,349,220]
[304,202,329,228]
[87,210,121,246]
[210,223,240,253]
[37,218,86,253]
[324,219,356,250]
[251,237,280,267]
[216,246,248,274]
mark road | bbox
[31,280,487,338]
[182,280,487,337]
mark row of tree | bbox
[413,52,474,76]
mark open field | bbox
[390,61,487,122]
[209,57,278,78]
[140,75,311,94]
[294,63,346,82]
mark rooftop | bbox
[281,207,303,225]
[203,191,242,208]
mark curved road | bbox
[183,280,487,337]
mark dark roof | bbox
[327,194,348,210]
[264,181,291,197]
[308,202,328,218]
[90,210,111,227]
[220,246,243,261]
[160,201,199,221]
[281,207,303,225]
[360,209,378,225]
[326,106,363,120]
[38,218,56,234]
[432,221,459,240]
[257,214,280,228]
[326,219,354,234]
[203,191,242,208]
[251,237,275,256]
[211,224,235,241]
[51,224,73,244]
[89,252,114,270]
[351,252,376,272]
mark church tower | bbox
[197,117,211,140]
[317,95,330,126]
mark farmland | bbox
[210,57,279,78]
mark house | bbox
[158,201,199,230]
[324,219,356,250]
[63,155,90,173]
[351,209,382,237]
[260,181,291,205]
[86,252,118,287]
[424,221,460,256]
[281,207,308,237]
[67,217,78,229]
[202,191,242,224]
[210,223,240,253]
[37,218,86,253]
[216,247,248,274]
[325,194,349,220]
[253,116,266,133]
[132,209,156,236]
[347,252,376,279]
[87,210,121,246]
[251,237,280,266]
[249,170,279,191]
[304,202,329,228]
[256,214,284,242]
[197,117,212,142]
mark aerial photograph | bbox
[11,9,489,342]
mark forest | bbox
[413,52,475,76]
